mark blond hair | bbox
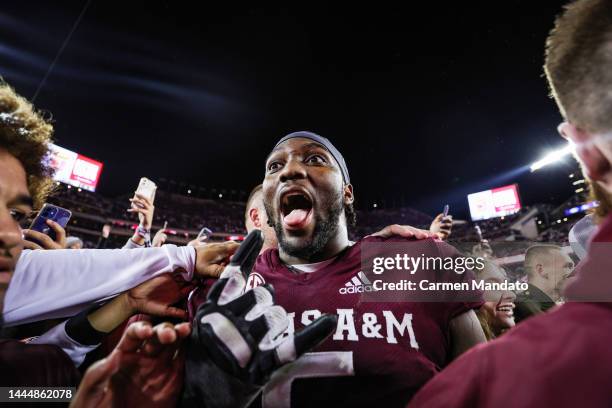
[544,0,612,133]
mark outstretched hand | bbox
[126,273,194,319]
[71,321,190,408]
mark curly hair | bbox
[0,81,55,208]
[544,0,612,133]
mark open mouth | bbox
[496,302,515,317]
[280,190,313,231]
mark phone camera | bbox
[43,207,58,218]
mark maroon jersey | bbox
[235,235,482,408]
[409,214,612,408]
[0,340,80,387]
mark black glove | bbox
[182,230,337,408]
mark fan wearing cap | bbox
[220,131,486,407]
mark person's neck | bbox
[529,280,555,300]
[280,229,350,265]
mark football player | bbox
[190,131,485,407]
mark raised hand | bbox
[430,213,453,240]
[152,221,169,247]
[128,193,155,230]
[22,219,67,250]
[182,230,337,408]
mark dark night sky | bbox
[0,1,580,218]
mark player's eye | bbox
[9,208,29,224]
[305,154,326,165]
[267,161,283,173]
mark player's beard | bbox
[266,189,343,262]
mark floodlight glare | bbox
[530,144,573,172]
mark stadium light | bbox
[530,143,574,172]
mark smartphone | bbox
[29,203,72,242]
[135,177,157,202]
[474,225,483,242]
[197,227,213,240]
[443,204,449,217]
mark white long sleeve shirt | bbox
[27,321,97,367]
[3,245,196,326]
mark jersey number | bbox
[262,351,355,408]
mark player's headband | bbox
[273,131,350,184]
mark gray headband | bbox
[273,131,350,184]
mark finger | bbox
[154,322,179,344]
[117,321,154,353]
[215,266,248,305]
[22,239,43,250]
[22,229,54,248]
[433,213,444,222]
[393,225,432,240]
[370,224,399,238]
[76,356,119,393]
[46,219,66,245]
[388,225,414,237]
[251,305,288,346]
[142,322,176,356]
[215,231,264,304]
[228,230,263,274]
[204,263,227,279]
[274,314,337,365]
[133,193,152,206]
[408,227,433,240]
[227,284,273,321]
[174,322,191,339]
[213,242,241,265]
[148,303,187,319]
[129,199,147,210]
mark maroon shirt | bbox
[408,214,612,408]
[190,236,482,407]
[0,339,80,387]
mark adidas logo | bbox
[339,271,376,294]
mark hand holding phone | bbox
[430,204,453,240]
[135,177,157,202]
[129,178,157,230]
[197,227,213,241]
[24,203,72,249]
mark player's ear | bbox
[558,121,610,182]
[249,207,261,228]
[343,184,354,205]
[535,263,548,280]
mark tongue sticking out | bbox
[283,209,310,227]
